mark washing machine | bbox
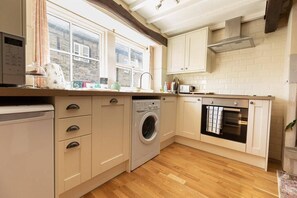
[131,99,160,170]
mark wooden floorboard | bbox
[83,143,281,198]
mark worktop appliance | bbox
[0,32,25,86]
[179,85,195,93]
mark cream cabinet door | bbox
[57,135,91,194]
[92,96,131,177]
[246,100,271,157]
[167,35,186,74]
[0,0,25,36]
[176,97,202,140]
[185,27,209,72]
[160,97,177,142]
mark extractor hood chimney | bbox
[208,17,255,53]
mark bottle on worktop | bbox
[163,81,168,92]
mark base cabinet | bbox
[246,100,271,157]
[176,97,202,140]
[92,96,131,177]
[160,97,177,142]
[57,135,91,194]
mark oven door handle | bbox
[224,108,241,112]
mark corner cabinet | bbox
[160,96,177,142]
[0,0,25,37]
[176,97,202,140]
[246,100,272,157]
[167,27,211,74]
[92,96,131,177]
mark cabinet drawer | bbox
[94,96,126,106]
[55,97,91,118]
[58,135,91,194]
[57,116,91,141]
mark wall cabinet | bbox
[246,100,271,157]
[167,27,211,74]
[54,96,92,195]
[0,0,25,37]
[160,96,177,142]
[176,97,202,140]
[92,96,131,177]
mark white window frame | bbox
[47,2,106,81]
[115,38,149,89]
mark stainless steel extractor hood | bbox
[208,17,255,53]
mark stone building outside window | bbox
[48,14,102,83]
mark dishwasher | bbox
[0,105,54,198]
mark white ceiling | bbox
[122,0,267,36]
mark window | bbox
[48,14,102,82]
[115,41,147,88]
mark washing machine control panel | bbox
[134,100,160,112]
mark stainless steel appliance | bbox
[201,98,248,143]
[0,32,25,86]
[179,85,195,93]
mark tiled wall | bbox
[172,19,288,160]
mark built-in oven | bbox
[201,98,249,143]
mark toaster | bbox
[179,85,195,93]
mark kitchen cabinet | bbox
[92,96,131,177]
[167,27,211,74]
[0,0,25,37]
[176,97,202,140]
[246,100,271,157]
[57,135,91,194]
[160,96,177,142]
[54,96,92,195]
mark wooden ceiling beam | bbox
[88,0,167,46]
[264,0,292,33]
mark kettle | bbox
[171,77,179,94]
[44,63,66,89]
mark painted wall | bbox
[172,18,288,160]
[284,0,297,174]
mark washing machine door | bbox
[139,112,159,144]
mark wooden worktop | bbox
[0,87,274,100]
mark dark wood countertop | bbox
[0,88,275,100]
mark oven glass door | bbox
[201,106,248,143]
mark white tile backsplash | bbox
[171,18,288,160]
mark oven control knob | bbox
[211,101,214,104]
[234,102,238,106]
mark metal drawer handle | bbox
[110,98,118,104]
[66,104,80,110]
[66,125,80,132]
[66,141,80,149]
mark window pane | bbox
[73,56,100,82]
[116,67,131,87]
[49,51,70,81]
[48,15,70,52]
[133,72,142,88]
[131,49,143,69]
[115,43,129,66]
[72,25,100,60]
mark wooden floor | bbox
[83,143,281,198]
